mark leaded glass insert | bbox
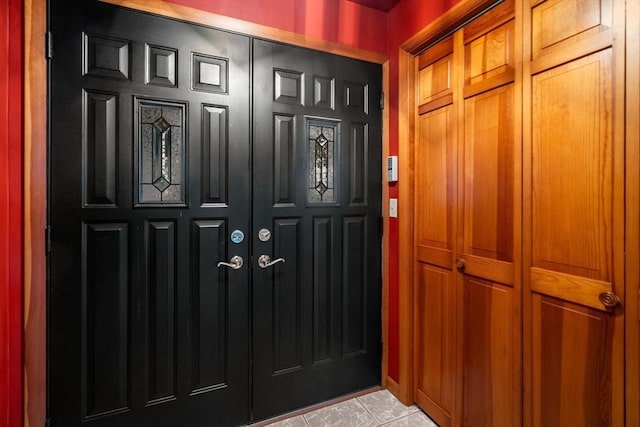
[137,100,186,205]
[307,119,339,204]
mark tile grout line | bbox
[378,411,417,426]
[355,395,382,425]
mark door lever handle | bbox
[217,255,243,270]
[258,255,285,269]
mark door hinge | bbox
[379,91,384,110]
[46,31,53,59]
[46,225,52,255]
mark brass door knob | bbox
[455,257,466,271]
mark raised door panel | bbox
[531,49,613,309]
[416,106,455,270]
[626,2,640,426]
[530,0,613,72]
[462,277,516,427]
[532,295,613,426]
[81,223,129,419]
[144,221,177,404]
[414,36,458,427]
[463,0,515,98]
[526,0,624,424]
[460,1,521,420]
[270,218,303,374]
[251,39,382,421]
[414,264,456,427]
[529,49,618,426]
[49,3,251,426]
[462,85,515,284]
[461,83,520,426]
[417,39,453,111]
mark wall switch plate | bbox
[389,198,398,218]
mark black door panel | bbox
[49,3,250,426]
[252,39,382,421]
[49,3,381,426]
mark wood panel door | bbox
[523,0,625,425]
[458,2,522,426]
[49,2,251,426]
[252,39,382,421]
[626,1,640,426]
[414,38,458,427]
[413,3,522,426]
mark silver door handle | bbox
[257,255,285,268]
[217,255,243,270]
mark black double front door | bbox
[49,2,381,426]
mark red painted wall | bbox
[166,0,388,55]
[385,0,460,382]
[1,0,24,425]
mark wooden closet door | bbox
[523,0,625,425]
[627,1,640,426]
[458,1,522,425]
[413,39,458,427]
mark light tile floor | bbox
[264,389,438,427]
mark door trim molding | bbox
[26,1,389,425]
[396,0,503,406]
[626,1,640,426]
[24,0,47,426]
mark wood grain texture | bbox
[413,33,459,427]
[532,295,613,426]
[462,85,514,266]
[418,52,453,105]
[463,254,514,286]
[462,278,517,427]
[457,2,521,424]
[531,49,613,300]
[417,38,454,70]
[463,0,514,43]
[397,48,415,405]
[523,0,624,425]
[24,0,47,426]
[416,107,455,252]
[611,1,627,424]
[410,2,522,425]
[100,0,387,64]
[626,1,640,426]
[530,267,611,311]
[521,1,534,425]
[531,0,611,61]
[413,264,455,427]
[397,0,505,412]
[416,245,453,270]
[464,20,514,87]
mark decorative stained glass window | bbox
[307,119,339,204]
[136,100,186,206]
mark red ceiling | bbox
[347,0,402,12]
